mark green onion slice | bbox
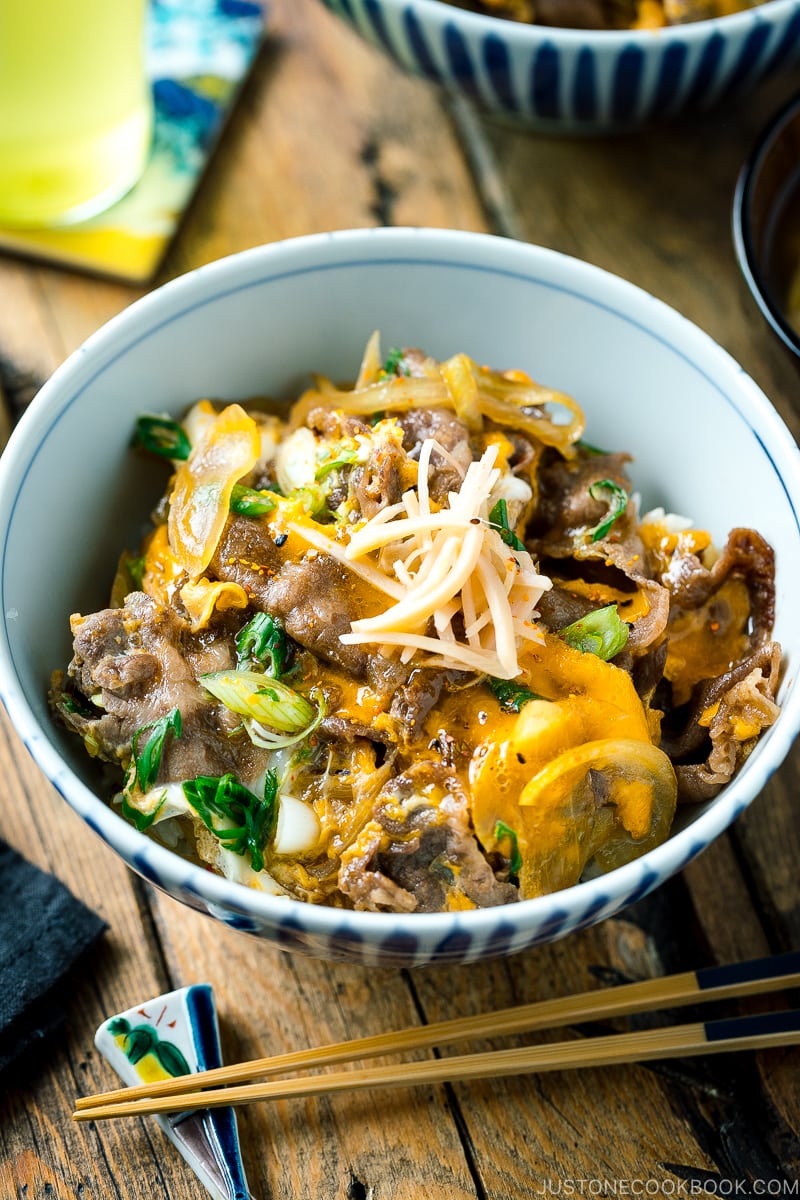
[201,670,324,748]
[488,498,526,552]
[201,670,313,730]
[60,691,97,719]
[127,554,146,591]
[381,347,409,378]
[134,416,191,461]
[559,604,629,661]
[246,689,326,750]
[230,484,277,517]
[183,770,278,873]
[131,708,182,792]
[488,677,546,713]
[587,479,628,542]
[289,483,328,517]
[235,612,288,677]
[494,819,522,883]
[315,446,359,480]
[121,789,167,832]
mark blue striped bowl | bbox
[2,228,799,965]
[318,0,800,132]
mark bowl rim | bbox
[332,0,800,45]
[2,225,799,941]
[732,87,800,361]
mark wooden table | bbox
[1,3,799,1196]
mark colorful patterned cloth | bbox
[0,0,266,282]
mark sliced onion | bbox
[168,404,260,577]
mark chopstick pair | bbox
[74,949,800,1123]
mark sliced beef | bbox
[630,639,669,707]
[660,641,781,763]
[397,407,473,503]
[530,450,671,654]
[530,451,649,587]
[53,591,269,784]
[660,641,781,803]
[210,513,286,584]
[210,515,432,720]
[349,440,405,519]
[305,406,371,440]
[528,449,638,556]
[318,715,392,744]
[298,661,467,747]
[641,526,778,803]
[674,662,781,803]
[337,763,518,912]
[264,554,379,677]
[389,667,470,737]
[337,822,419,912]
[623,581,671,652]
[664,527,775,644]
[398,406,470,455]
[394,347,435,378]
[536,585,598,631]
[210,516,384,677]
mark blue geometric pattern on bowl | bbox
[133,832,709,967]
[318,0,800,132]
[95,985,253,1200]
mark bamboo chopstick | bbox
[74,1006,800,1122]
[74,949,800,1121]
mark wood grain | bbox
[1,0,799,1196]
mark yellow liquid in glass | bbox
[0,0,152,227]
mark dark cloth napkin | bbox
[0,838,107,1077]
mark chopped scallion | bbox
[587,479,628,542]
[60,691,97,719]
[494,819,522,884]
[127,554,146,591]
[381,347,409,377]
[289,483,328,517]
[230,484,277,517]
[134,416,191,461]
[315,447,359,480]
[131,708,182,792]
[121,789,167,832]
[559,604,629,661]
[235,612,289,677]
[183,770,278,873]
[488,677,545,713]
[201,670,315,733]
[488,498,526,552]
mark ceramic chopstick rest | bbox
[94,984,253,1200]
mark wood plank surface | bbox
[1,1,799,1197]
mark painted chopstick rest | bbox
[95,984,253,1200]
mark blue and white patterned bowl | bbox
[318,0,800,132]
[1,227,799,965]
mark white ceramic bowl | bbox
[317,0,800,133]
[1,227,799,965]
